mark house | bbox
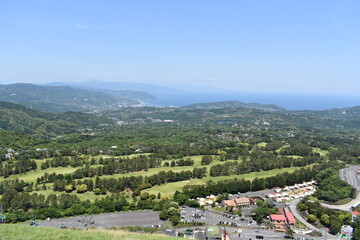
[7,148,14,153]
[283,186,290,191]
[352,211,360,222]
[339,225,353,239]
[273,187,282,193]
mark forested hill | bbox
[0,101,113,137]
[181,101,285,112]
[0,83,140,113]
[299,106,360,120]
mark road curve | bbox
[289,199,340,240]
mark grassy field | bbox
[313,148,329,157]
[1,154,315,199]
[0,224,178,240]
[147,165,313,196]
[30,190,106,202]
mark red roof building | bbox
[270,214,287,222]
[285,211,296,225]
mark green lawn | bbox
[146,165,313,196]
[31,190,106,202]
[0,224,178,240]
[0,166,82,182]
[313,148,329,157]
[2,154,315,200]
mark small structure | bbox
[163,229,178,237]
[338,225,353,239]
[352,211,360,222]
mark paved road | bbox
[317,165,360,212]
[289,199,340,240]
[340,165,360,190]
[320,193,360,212]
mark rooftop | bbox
[270,214,287,222]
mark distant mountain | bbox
[46,79,182,95]
[0,101,113,137]
[46,81,156,100]
[181,101,286,112]
[0,83,141,112]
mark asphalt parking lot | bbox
[33,211,164,229]
[180,207,259,228]
[340,165,360,190]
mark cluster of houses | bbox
[266,180,317,202]
[269,208,296,232]
[196,195,217,206]
[1,147,20,159]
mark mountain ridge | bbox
[0,83,141,112]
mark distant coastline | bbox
[145,92,360,110]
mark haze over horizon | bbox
[1,1,360,96]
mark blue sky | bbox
[0,0,359,95]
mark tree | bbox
[307,214,317,223]
[285,228,294,238]
[329,220,342,235]
[76,184,87,193]
[65,184,73,193]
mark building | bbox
[270,214,287,223]
[285,211,296,225]
[270,214,287,232]
[234,197,251,206]
[339,225,353,239]
[222,199,237,208]
[222,197,251,208]
[352,211,360,222]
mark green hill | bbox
[0,83,140,113]
[181,100,285,112]
[0,101,113,137]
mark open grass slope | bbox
[147,165,313,196]
[1,154,315,198]
[0,224,178,240]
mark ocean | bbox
[145,92,360,110]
